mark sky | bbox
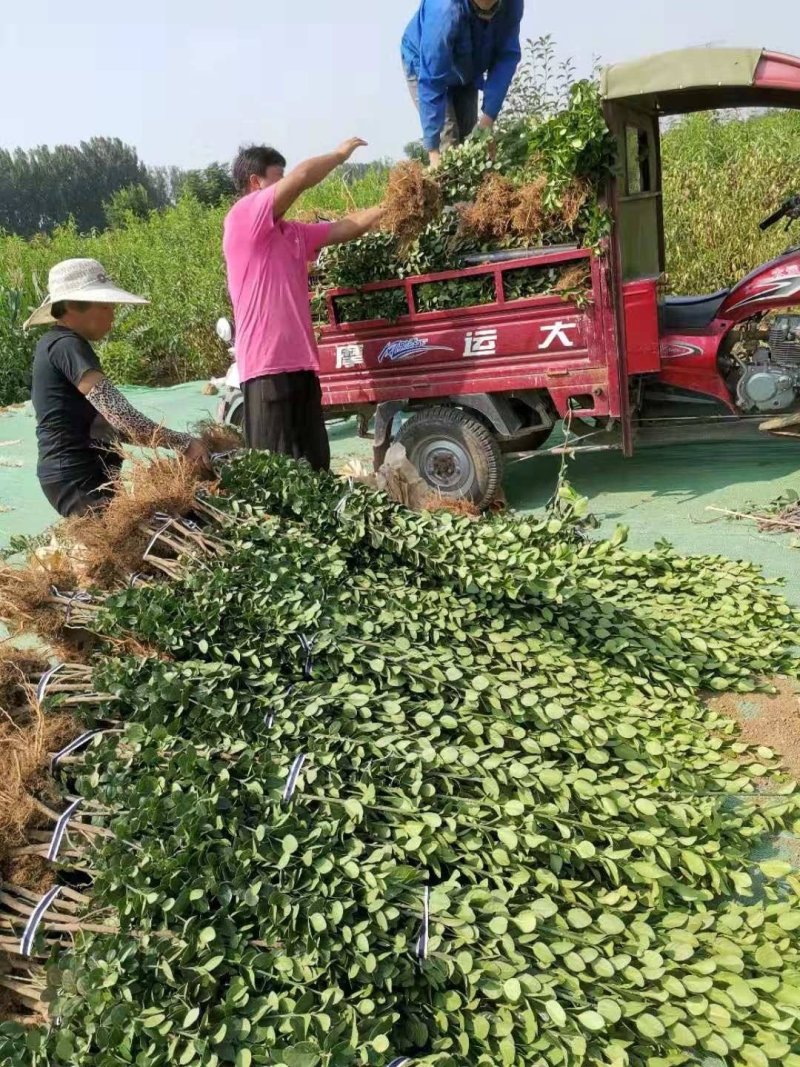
[0,0,798,171]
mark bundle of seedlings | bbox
[1,451,800,1067]
[380,160,443,249]
[319,81,615,324]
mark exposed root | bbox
[0,647,48,715]
[560,178,590,229]
[382,161,442,248]
[510,176,550,241]
[423,496,481,519]
[0,687,80,882]
[459,174,518,242]
[4,856,55,896]
[66,453,213,588]
[193,418,244,455]
[0,556,79,643]
[555,263,592,300]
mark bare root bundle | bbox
[66,453,213,587]
[381,161,442,248]
[193,418,244,455]
[0,691,80,879]
[459,174,519,242]
[4,857,55,896]
[423,496,481,519]
[0,648,48,715]
[0,954,48,1025]
[560,178,591,229]
[555,263,592,297]
[510,176,550,241]
[0,557,79,643]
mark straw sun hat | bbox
[24,258,149,329]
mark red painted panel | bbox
[623,278,661,374]
[317,250,622,417]
[756,51,800,92]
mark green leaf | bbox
[567,907,592,930]
[597,999,622,1024]
[545,1000,567,1026]
[578,1010,606,1032]
[182,1007,201,1028]
[635,1013,666,1039]
[513,911,537,933]
[741,1045,769,1067]
[598,914,626,936]
[760,859,793,879]
[504,978,522,1001]
[201,954,225,972]
[756,944,782,969]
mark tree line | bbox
[0,138,237,237]
[0,136,397,239]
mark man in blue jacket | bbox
[402,0,524,168]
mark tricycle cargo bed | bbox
[317,246,633,421]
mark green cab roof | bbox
[601,47,800,114]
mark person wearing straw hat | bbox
[26,258,209,518]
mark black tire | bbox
[227,401,244,429]
[397,406,503,509]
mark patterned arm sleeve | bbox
[85,377,193,453]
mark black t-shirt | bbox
[31,326,120,484]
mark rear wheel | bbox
[226,401,244,430]
[397,406,502,509]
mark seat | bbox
[660,289,730,332]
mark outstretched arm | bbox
[78,370,208,463]
[272,138,369,219]
[324,207,385,246]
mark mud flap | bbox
[373,401,407,471]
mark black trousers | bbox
[242,370,330,472]
[40,462,119,518]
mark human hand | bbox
[428,149,442,169]
[336,137,368,163]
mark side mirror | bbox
[216,317,233,344]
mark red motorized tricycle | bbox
[222,48,800,507]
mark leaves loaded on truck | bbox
[316,81,615,324]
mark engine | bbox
[729,316,800,413]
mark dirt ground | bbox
[709,676,800,779]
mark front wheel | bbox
[396,406,502,509]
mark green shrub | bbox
[0,172,390,395]
[663,110,800,293]
[0,287,31,406]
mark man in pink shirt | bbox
[223,138,383,470]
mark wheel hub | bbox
[417,438,473,494]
